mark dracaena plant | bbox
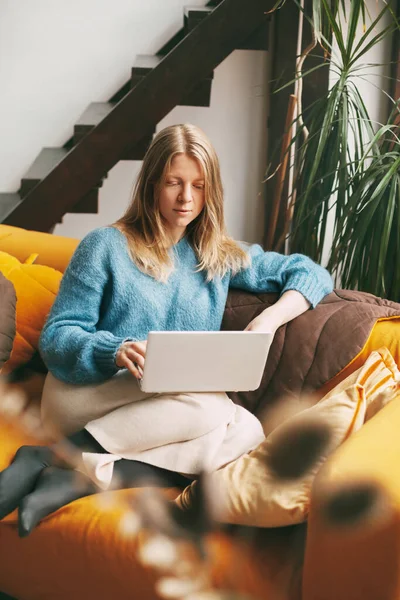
[270,0,400,299]
[329,107,400,299]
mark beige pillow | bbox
[177,347,400,527]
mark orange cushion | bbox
[317,317,400,398]
[0,225,79,273]
[0,252,63,372]
[0,415,166,600]
[0,412,303,600]
[303,393,400,600]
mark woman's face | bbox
[158,153,206,244]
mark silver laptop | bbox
[138,331,273,393]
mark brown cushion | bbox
[223,288,400,418]
[0,272,16,370]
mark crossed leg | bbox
[0,429,193,537]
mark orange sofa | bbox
[1,224,400,600]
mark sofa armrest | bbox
[303,394,400,600]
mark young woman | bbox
[0,124,333,536]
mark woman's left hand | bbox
[244,309,279,334]
[244,290,311,334]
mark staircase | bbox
[0,0,274,232]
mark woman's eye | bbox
[167,181,179,186]
[194,184,205,190]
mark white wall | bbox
[0,0,269,244]
[3,1,389,250]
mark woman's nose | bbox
[180,184,193,203]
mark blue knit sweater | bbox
[39,227,333,385]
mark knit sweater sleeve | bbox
[39,228,130,385]
[229,243,333,308]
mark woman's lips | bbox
[174,209,192,214]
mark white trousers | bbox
[41,370,265,487]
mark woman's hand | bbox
[245,290,311,334]
[244,310,279,334]
[115,340,147,379]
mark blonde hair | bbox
[113,124,249,281]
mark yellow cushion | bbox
[0,410,304,600]
[0,414,166,599]
[317,317,400,398]
[177,348,400,528]
[303,393,400,600]
[0,251,62,372]
[0,224,79,273]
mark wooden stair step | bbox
[74,102,115,144]
[0,188,98,222]
[131,55,163,89]
[184,6,213,16]
[20,145,100,215]
[184,7,213,32]
[132,55,163,76]
[157,4,216,57]
[20,148,68,197]
[74,103,153,160]
[0,193,23,223]
[157,30,186,58]
[133,54,163,71]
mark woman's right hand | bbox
[115,340,147,379]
